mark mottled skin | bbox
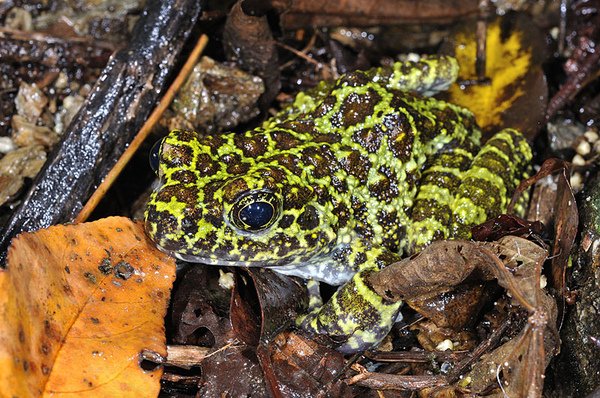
[145,56,532,353]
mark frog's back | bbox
[226,70,482,254]
[146,56,480,263]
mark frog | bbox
[144,55,532,353]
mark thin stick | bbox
[75,34,209,223]
[475,0,490,81]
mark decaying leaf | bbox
[198,344,268,397]
[231,268,308,346]
[168,267,271,397]
[472,214,545,243]
[170,265,234,347]
[444,14,547,139]
[0,217,176,397]
[223,1,280,109]
[465,237,559,397]
[366,236,558,394]
[258,331,351,397]
[408,285,488,350]
[511,158,577,298]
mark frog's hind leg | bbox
[269,54,460,127]
[450,128,532,238]
[406,136,480,254]
[365,55,460,96]
[297,243,403,353]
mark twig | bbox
[0,27,115,68]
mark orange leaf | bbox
[0,217,176,397]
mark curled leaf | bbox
[511,158,577,298]
[231,268,308,346]
[466,237,559,397]
[367,237,558,394]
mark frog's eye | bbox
[230,191,280,232]
[239,202,273,229]
[149,138,164,174]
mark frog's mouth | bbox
[158,245,292,268]
[158,243,353,285]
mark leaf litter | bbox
[1,0,594,396]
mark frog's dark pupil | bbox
[149,139,163,173]
[239,201,274,230]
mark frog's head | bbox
[145,133,337,266]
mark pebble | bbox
[0,137,15,154]
[576,140,591,156]
[572,154,586,166]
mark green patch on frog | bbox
[145,55,532,353]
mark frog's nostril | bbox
[181,217,194,230]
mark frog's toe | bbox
[300,315,398,354]
[298,270,402,353]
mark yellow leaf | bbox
[445,15,547,139]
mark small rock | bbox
[0,137,16,154]
[171,56,264,133]
[0,145,46,206]
[15,82,48,123]
[5,7,32,31]
[572,154,586,166]
[576,139,592,156]
[584,130,599,143]
[11,115,60,149]
[54,94,85,135]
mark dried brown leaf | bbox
[258,331,350,397]
[231,268,308,346]
[510,158,577,297]
[465,237,558,397]
[367,237,557,395]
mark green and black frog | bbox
[145,55,532,353]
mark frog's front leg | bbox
[305,279,323,311]
[298,243,403,354]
